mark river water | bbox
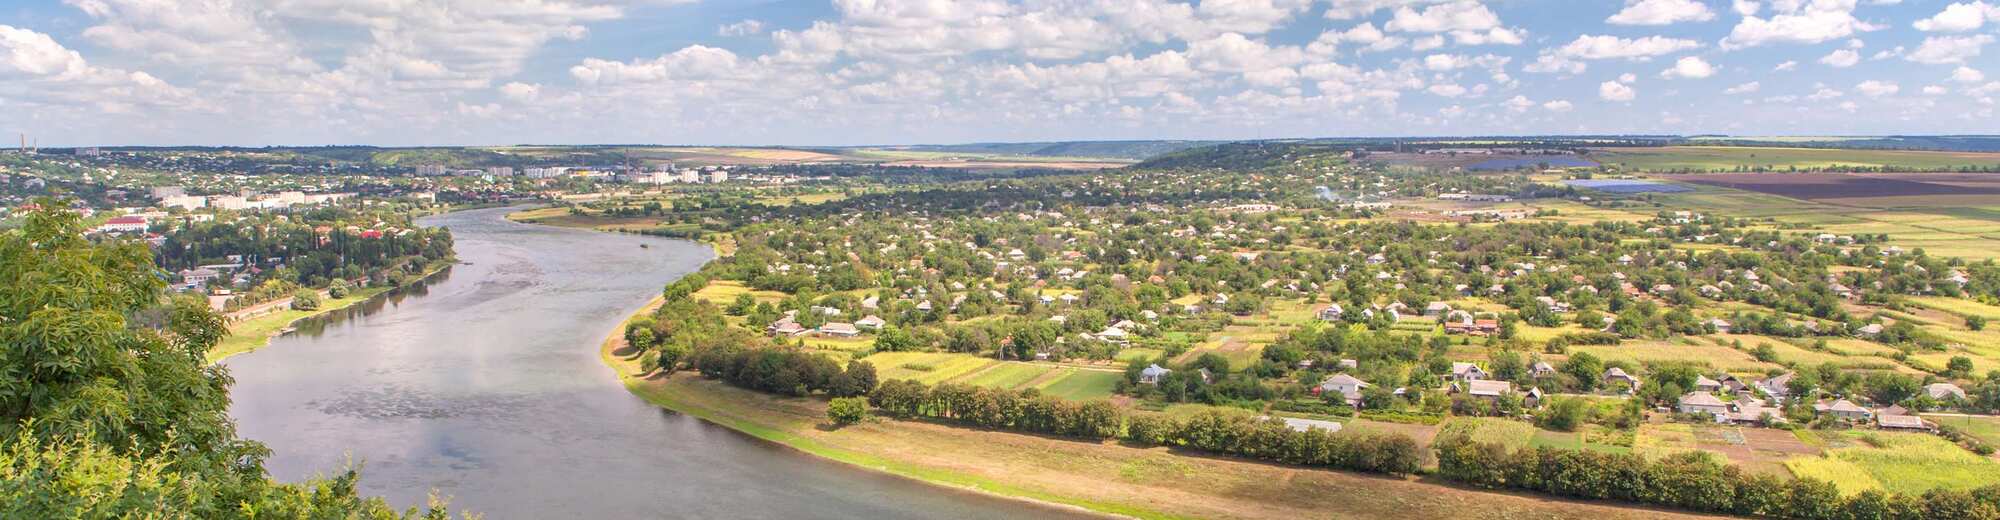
[226,206,1079,519]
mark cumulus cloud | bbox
[718,20,765,37]
[1721,0,1882,49]
[1381,1,1524,46]
[1954,66,1987,82]
[1599,80,1636,101]
[1908,34,1994,64]
[1542,99,1574,111]
[1607,0,1717,25]
[1912,1,2000,32]
[1725,81,1760,93]
[1855,80,1899,96]
[1555,34,1701,60]
[1660,56,1716,78]
[1819,49,1860,67]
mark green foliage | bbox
[291,289,323,311]
[0,201,455,518]
[827,397,870,426]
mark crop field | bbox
[957,362,1052,389]
[1035,370,1122,401]
[1592,146,2000,172]
[1568,341,1775,373]
[1676,172,2000,200]
[1784,432,2000,496]
[866,352,1000,385]
[1926,414,2000,446]
[1438,417,1537,450]
[1648,182,2000,260]
[691,280,787,305]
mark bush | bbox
[290,290,321,311]
[828,397,870,426]
[328,278,351,299]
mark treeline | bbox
[694,347,877,398]
[868,378,1422,476]
[1436,434,2000,519]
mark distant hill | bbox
[1131,141,1347,170]
[878,140,1220,160]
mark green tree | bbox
[291,289,322,311]
[0,201,448,518]
[828,397,870,426]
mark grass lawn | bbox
[1634,423,1699,459]
[1784,431,2000,496]
[691,280,787,305]
[1570,341,1776,373]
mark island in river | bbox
[224,206,1089,519]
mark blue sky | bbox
[2,0,1997,146]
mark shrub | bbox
[290,290,321,311]
[828,397,870,426]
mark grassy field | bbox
[1927,414,2000,446]
[1649,185,2000,260]
[1593,146,2000,172]
[1036,370,1122,401]
[1438,417,1537,450]
[866,352,1000,385]
[1784,431,2000,496]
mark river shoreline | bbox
[206,259,453,363]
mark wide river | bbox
[226,206,1084,519]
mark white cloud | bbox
[1427,83,1468,96]
[0,24,193,111]
[1912,1,2000,32]
[1773,60,1797,71]
[499,82,541,102]
[1619,72,1638,82]
[1503,94,1532,111]
[1732,0,1761,16]
[1806,87,1844,100]
[1954,66,1987,83]
[1607,0,1716,25]
[1660,56,1715,78]
[1855,79,1899,96]
[1819,49,1860,67]
[1924,85,1949,95]
[1382,1,1524,46]
[1552,34,1700,60]
[1599,80,1636,101]
[1725,81,1760,93]
[1423,53,1471,70]
[1908,35,1995,64]
[718,20,765,37]
[1721,0,1881,49]
[1542,99,1574,111]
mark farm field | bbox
[1592,146,2000,172]
[1648,183,2000,260]
[1784,431,2000,496]
[860,352,1123,401]
[1675,172,2000,200]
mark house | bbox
[1317,303,1344,321]
[1450,362,1489,381]
[1139,364,1172,385]
[1453,379,1513,399]
[1856,323,1884,337]
[1531,361,1556,378]
[1693,375,1722,393]
[1095,326,1129,343]
[1424,302,1452,316]
[94,215,149,234]
[1602,367,1641,393]
[1708,319,1732,334]
[855,315,887,330]
[1677,392,1730,416]
[818,322,860,338]
[1317,374,1371,407]
[1522,387,1545,408]
[1757,372,1795,399]
[1877,414,1930,431]
[1729,401,1785,424]
[1716,374,1750,394]
[1815,399,1872,421]
[1445,318,1499,336]
[769,321,807,337]
[1927,382,1968,401]
[861,296,880,309]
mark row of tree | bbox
[1436,434,2000,519]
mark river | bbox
[225,206,1082,519]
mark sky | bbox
[1,0,1998,147]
